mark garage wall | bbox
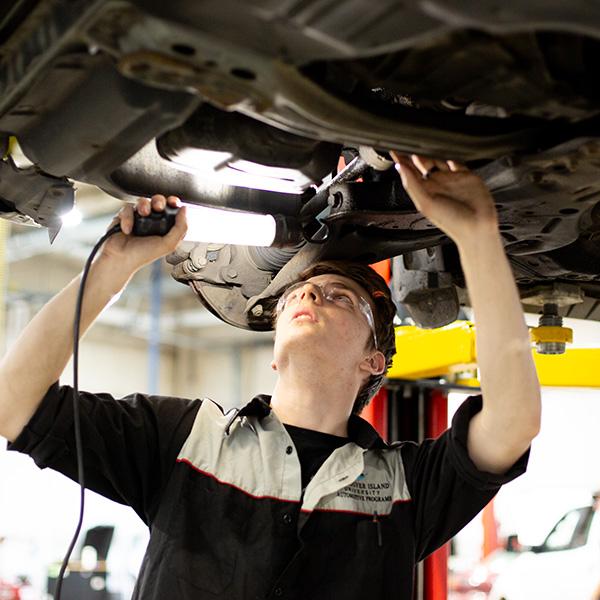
[171,341,278,409]
[4,305,277,404]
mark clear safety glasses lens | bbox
[276,281,378,349]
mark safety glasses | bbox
[276,280,378,349]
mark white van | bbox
[489,497,600,600]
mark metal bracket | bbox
[0,157,73,240]
[392,248,459,329]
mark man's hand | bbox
[99,194,188,279]
[390,151,498,249]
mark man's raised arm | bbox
[390,152,541,474]
[0,195,187,442]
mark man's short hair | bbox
[287,260,397,415]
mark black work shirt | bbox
[284,424,348,490]
[8,384,529,599]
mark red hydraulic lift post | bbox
[422,386,498,598]
[381,382,450,600]
[482,500,500,558]
[423,388,449,600]
[361,387,389,440]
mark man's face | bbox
[272,273,378,369]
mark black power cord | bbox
[54,207,178,600]
[54,223,120,600]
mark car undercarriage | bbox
[2,0,600,331]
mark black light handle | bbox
[132,206,179,236]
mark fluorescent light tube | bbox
[183,204,277,246]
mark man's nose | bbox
[299,283,322,303]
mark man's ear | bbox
[360,351,386,376]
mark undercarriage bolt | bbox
[251,304,264,317]
[537,303,566,355]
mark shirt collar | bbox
[227,394,389,450]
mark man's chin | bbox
[280,328,330,354]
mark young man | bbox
[0,154,540,599]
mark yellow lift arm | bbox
[388,321,600,388]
